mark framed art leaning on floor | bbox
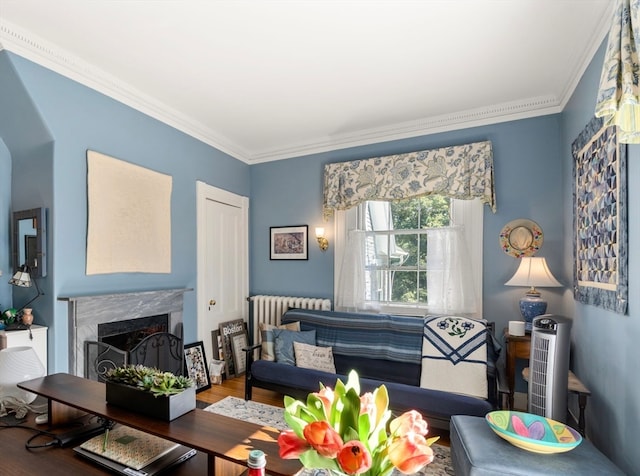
[184,341,211,392]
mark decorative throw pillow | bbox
[259,321,300,361]
[293,342,336,373]
[273,329,316,366]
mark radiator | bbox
[249,295,331,343]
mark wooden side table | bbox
[504,329,530,410]
[522,367,591,435]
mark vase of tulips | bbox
[277,370,437,476]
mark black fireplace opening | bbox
[98,314,169,353]
[87,313,183,382]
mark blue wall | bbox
[251,116,566,337]
[561,40,639,474]
[1,51,250,373]
[0,139,11,308]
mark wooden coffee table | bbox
[19,373,301,476]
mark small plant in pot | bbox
[104,365,196,421]
[105,365,193,397]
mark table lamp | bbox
[505,256,562,331]
[0,346,46,404]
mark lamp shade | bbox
[505,257,562,331]
[0,346,46,404]
[505,257,561,290]
[9,265,33,288]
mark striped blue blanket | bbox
[281,309,423,364]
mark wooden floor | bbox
[198,376,450,445]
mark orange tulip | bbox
[278,429,310,459]
[390,410,428,437]
[388,433,434,474]
[337,440,372,475]
[303,420,344,458]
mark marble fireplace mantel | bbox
[59,288,192,377]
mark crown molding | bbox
[249,96,563,164]
[0,17,607,165]
[0,20,251,163]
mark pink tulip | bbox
[360,392,376,421]
[303,420,344,458]
[337,440,372,475]
[314,387,335,417]
[388,433,434,474]
[278,429,310,459]
[390,410,429,437]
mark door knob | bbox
[208,299,216,310]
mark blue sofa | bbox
[244,309,505,430]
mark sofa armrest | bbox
[243,343,261,400]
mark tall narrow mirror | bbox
[12,208,47,278]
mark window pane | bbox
[394,234,416,267]
[391,271,419,303]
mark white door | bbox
[196,181,248,367]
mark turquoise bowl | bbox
[485,410,582,454]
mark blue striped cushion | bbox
[281,309,423,364]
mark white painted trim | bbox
[196,181,249,333]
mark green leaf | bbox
[299,449,340,471]
[346,370,361,394]
[373,385,389,427]
[305,394,328,420]
[339,388,361,437]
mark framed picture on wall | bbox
[270,225,308,260]
[184,341,211,392]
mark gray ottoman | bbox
[450,415,624,475]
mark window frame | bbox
[333,198,483,317]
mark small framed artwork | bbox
[218,319,246,378]
[184,341,211,392]
[231,330,249,376]
[210,329,224,361]
[270,225,308,260]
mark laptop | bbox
[74,424,196,475]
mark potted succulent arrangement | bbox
[104,364,195,421]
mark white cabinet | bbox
[0,325,48,372]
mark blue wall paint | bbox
[562,39,639,474]
[251,116,565,338]
[0,139,11,308]
[3,52,250,373]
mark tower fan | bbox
[527,315,572,422]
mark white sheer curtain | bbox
[335,230,380,312]
[426,227,478,315]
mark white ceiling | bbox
[0,1,613,164]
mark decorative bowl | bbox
[485,411,582,454]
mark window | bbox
[334,197,483,317]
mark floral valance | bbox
[323,140,495,218]
[595,0,640,143]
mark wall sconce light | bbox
[315,227,329,252]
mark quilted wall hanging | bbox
[571,116,628,314]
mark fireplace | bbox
[99,314,169,352]
[60,288,191,377]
